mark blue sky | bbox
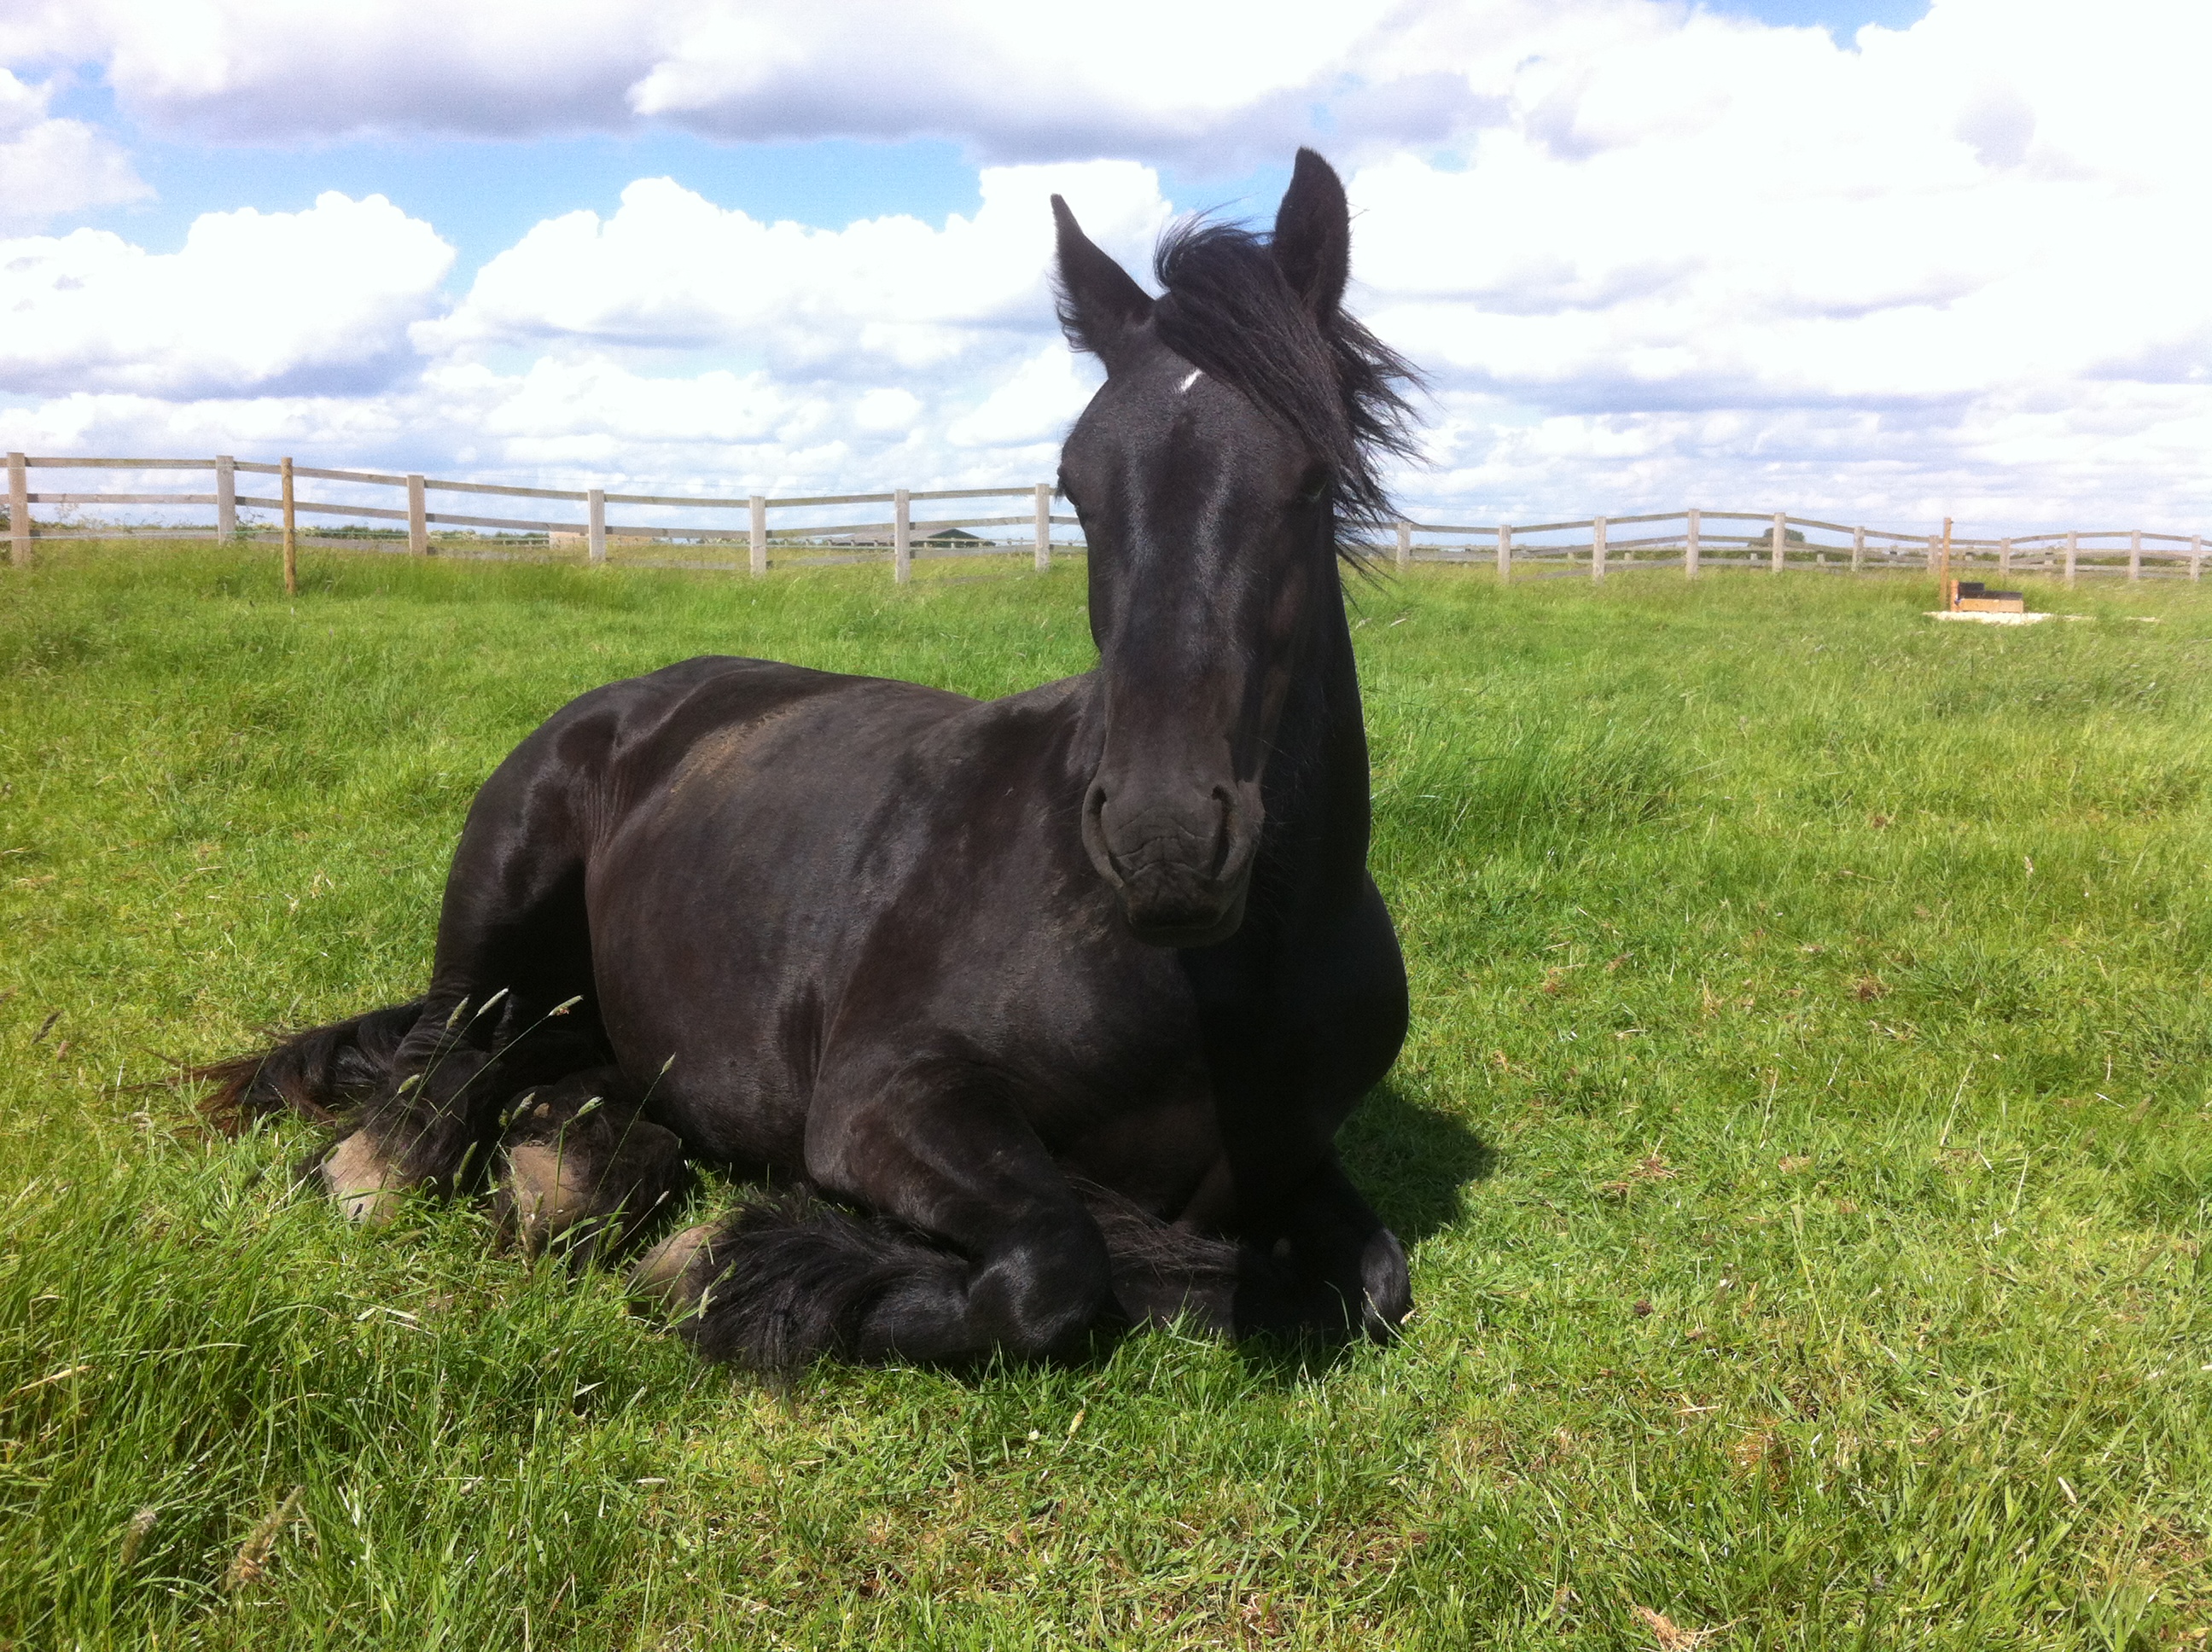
[3,0,2205,533]
[1720,0,1927,32]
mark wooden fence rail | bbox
[5,452,2204,587]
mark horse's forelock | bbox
[1148,218,1422,549]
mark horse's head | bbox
[1051,150,1413,948]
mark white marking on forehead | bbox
[1178,369,1202,394]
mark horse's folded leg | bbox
[1355,1227,1412,1341]
[348,1043,504,1195]
[1262,1151,1412,1341]
[491,1068,690,1265]
[859,1209,1111,1364]
[1107,1266,1236,1335]
[1074,1180,1240,1335]
[651,1194,1112,1371]
[311,1041,542,1223]
[644,1192,960,1369]
[341,1011,608,1206]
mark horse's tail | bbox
[193,998,429,1131]
[638,1179,1243,1371]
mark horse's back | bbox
[523,654,970,800]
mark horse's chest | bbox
[998,970,1224,1206]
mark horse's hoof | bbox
[499,1141,592,1252]
[323,1132,404,1226]
[628,1221,719,1309]
[1359,1228,1412,1340]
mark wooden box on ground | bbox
[1947,579,2026,614]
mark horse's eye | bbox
[1296,473,1332,506]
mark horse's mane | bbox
[1148,217,1423,550]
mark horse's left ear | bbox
[1272,148,1350,320]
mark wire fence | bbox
[7,452,2205,586]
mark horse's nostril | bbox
[1080,780,1126,887]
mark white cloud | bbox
[7,0,1469,158]
[626,0,1409,162]
[4,0,2211,531]
[1,192,454,397]
[853,388,923,434]
[0,358,1065,508]
[1330,0,2212,521]
[416,161,1169,372]
[0,1,665,142]
[0,68,147,230]
[945,347,1098,450]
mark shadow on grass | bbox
[1227,1083,1496,1385]
[1337,1079,1496,1246]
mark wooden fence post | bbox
[2128,529,2141,581]
[585,489,605,565]
[216,455,236,538]
[2192,534,2203,582]
[894,488,911,585]
[407,474,429,556]
[1938,516,1953,607]
[1770,511,1785,573]
[5,451,26,567]
[1592,515,1607,582]
[1395,519,1412,573]
[749,495,766,577]
[2064,531,2077,586]
[1999,537,2011,578]
[280,456,296,595]
[1685,509,1700,579]
[1034,483,1051,572]
[1852,525,1864,573]
[1496,523,1511,583]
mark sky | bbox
[3,0,2206,536]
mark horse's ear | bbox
[1053,195,1153,371]
[1271,148,1350,320]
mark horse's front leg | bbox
[647,1047,1116,1370]
[1198,877,1413,1340]
[1252,1150,1411,1340]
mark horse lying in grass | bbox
[208,148,1423,1370]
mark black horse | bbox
[211,149,1423,1370]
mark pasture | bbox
[3,543,2209,1649]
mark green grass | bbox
[3,542,2210,1649]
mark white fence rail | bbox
[3,453,1069,586]
[5,452,2205,587]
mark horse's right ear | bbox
[1052,195,1152,372]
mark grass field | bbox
[3,543,2209,1650]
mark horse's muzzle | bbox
[1081,777,1260,947]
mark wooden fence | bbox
[3,452,1068,585]
[1385,508,2205,584]
[6,453,2205,587]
